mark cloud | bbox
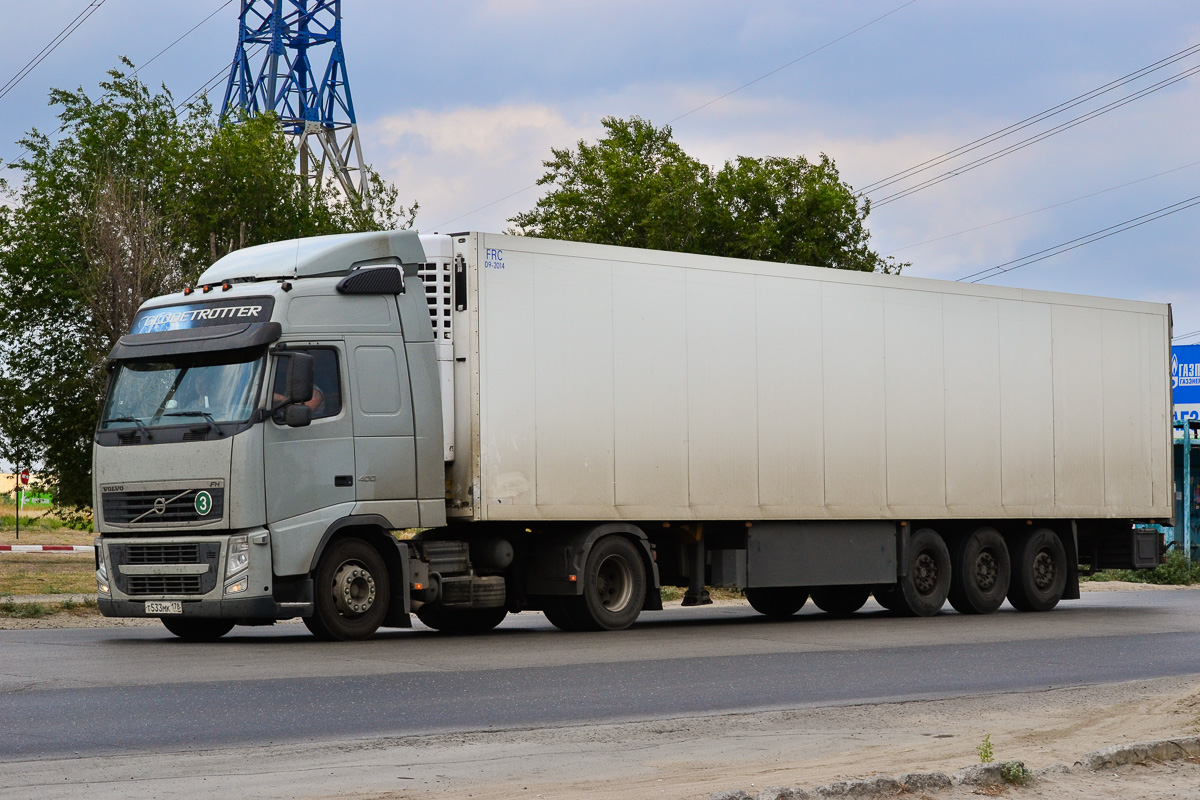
[364,104,600,233]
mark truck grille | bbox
[126,575,203,595]
[102,488,224,524]
[125,544,200,564]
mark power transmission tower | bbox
[219,0,367,201]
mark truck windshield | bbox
[99,351,265,431]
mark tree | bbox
[510,116,904,275]
[0,60,414,508]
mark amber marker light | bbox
[183,286,194,295]
[412,582,424,591]
[202,284,213,293]
[222,281,232,291]
[568,575,577,582]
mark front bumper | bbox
[95,528,307,620]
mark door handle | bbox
[334,475,353,487]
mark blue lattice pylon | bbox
[220,0,367,201]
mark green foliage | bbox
[1082,550,1200,585]
[511,116,904,274]
[0,59,414,509]
[976,733,994,763]
[1000,760,1032,785]
[0,601,53,619]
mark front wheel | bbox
[161,617,235,641]
[306,538,390,641]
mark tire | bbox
[541,596,588,631]
[947,527,1011,615]
[745,587,809,618]
[565,535,647,631]
[1007,527,1067,612]
[416,605,508,634]
[894,528,951,617]
[872,584,903,612]
[308,538,390,641]
[161,617,235,641]
[810,585,870,616]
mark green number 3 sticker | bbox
[194,491,213,516]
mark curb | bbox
[709,735,1200,799]
[0,545,93,553]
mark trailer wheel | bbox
[745,587,809,618]
[948,527,1011,614]
[894,528,951,617]
[416,605,507,634]
[1007,527,1067,612]
[161,618,235,641]
[572,535,646,631]
[872,584,903,612]
[810,585,871,616]
[306,538,389,641]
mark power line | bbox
[667,0,918,125]
[958,193,1200,283]
[0,0,108,102]
[432,2,919,231]
[871,61,1200,207]
[883,158,1200,255]
[133,0,235,79]
[859,41,1200,196]
[1173,329,1200,342]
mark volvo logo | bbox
[152,497,167,515]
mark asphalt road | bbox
[2,589,1199,761]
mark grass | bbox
[0,554,97,596]
[660,586,746,603]
[0,596,97,619]
[1082,550,1200,586]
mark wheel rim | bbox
[595,554,634,612]
[1032,549,1056,590]
[974,550,998,592]
[332,561,377,616]
[913,552,939,596]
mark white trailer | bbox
[94,230,1171,640]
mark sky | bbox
[1,2,1198,333]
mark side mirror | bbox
[283,404,313,428]
[281,352,315,405]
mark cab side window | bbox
[272,348,342,420]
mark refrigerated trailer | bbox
[93,231,1171,639]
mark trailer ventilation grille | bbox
[417,260,452,340]
[126,575,203,595]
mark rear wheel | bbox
[1007,527,1067,612]
[416,605,507,634]
[307,538,390,641]
[745,587,809,618]
[872,584,903,612]
[810,585,870,616]
[893,528,951,617]
[948,527,1011,614]
[552,536,647,631]
[161,618,235,641]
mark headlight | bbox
[226,535,249,576]
[96,549,109,594]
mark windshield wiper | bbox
[101,416,154,440]
[162,410,224,436]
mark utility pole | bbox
[220,1,368,203]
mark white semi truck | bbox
[93,231,1171,640]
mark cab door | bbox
[263,344,356,523]
[346,335,419,527]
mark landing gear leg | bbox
[681,540,711,607]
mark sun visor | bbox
[108,321,282,361]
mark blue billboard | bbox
[1173,344,1200,421]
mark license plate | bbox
[145,601,183,615]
